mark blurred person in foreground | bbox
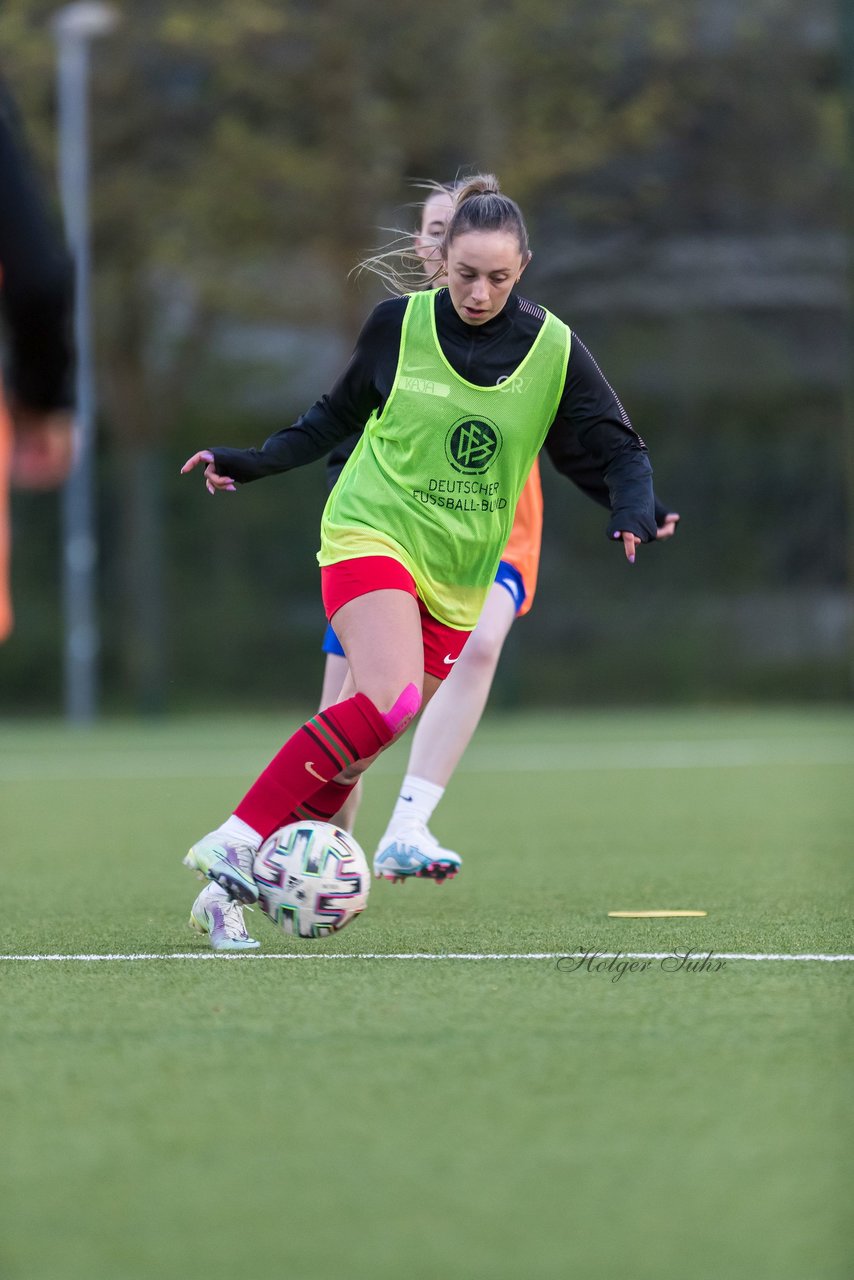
[0,78,75,641]
[181,174,677,950]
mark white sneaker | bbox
[183,831,259,904]
[189,883,260,952]
[373,820,462,884]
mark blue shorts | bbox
[493,559,527,614]
[320,559,526,656]
[321,621,346,656]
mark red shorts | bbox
[320,556,471,681]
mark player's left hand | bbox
[612,530,641,563]
[655,512,680,540]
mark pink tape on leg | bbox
[382,682,421,735]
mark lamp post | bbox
[53,2,117,723]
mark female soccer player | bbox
[182,174,663,948]
[189,180,551,947]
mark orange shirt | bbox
[501,458,543,616]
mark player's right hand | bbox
[181,449,236,494]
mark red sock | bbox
[292,777,357,825]
[235,693,392,839]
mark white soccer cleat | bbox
[373,820,462,884]
[183,831,259,904]
[189,883,260,952]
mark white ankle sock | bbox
[216,815,262,847]
[389,775,445,829]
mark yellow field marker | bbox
[607,910,708,919]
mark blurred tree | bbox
[0,0,845,708]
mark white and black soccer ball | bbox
[254,821,370,939]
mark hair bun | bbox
[454,173,501,205]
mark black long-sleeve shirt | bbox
[0,81,74,413]
[212,289,662,541]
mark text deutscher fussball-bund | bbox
[413,478,508,512]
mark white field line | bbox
[0,951,852,963]
[2,738,853,782]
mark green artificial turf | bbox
[1,707,852,1279]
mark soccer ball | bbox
[254,821,370,939]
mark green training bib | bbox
[319,289,571,629]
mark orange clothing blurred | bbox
[501,458,543,617]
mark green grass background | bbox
[1,707,852,1280]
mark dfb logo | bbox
[445,416,503,474]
